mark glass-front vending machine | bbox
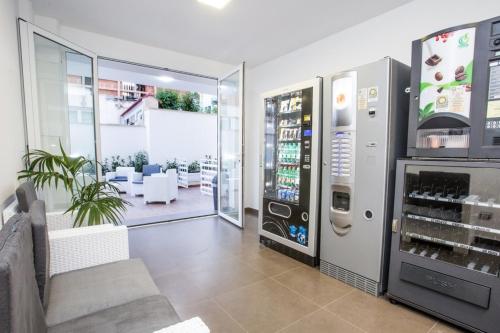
[259,78,322,266]
[388,160,500,333]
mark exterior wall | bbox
[244,0,500,209]
[100,124,147,162]
[100,109,217,166]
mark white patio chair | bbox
[166,168,178,201]
[105,167,135,193]
[144,174,170,204]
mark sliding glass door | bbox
[218,64,244,228]
[19,20,100,211]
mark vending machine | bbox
[320,58,410,295]
[259,78,322,266]
[407,15,500,158]
[388,160,500,333]
[389,15,500,333]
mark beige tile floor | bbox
[129,214,466,333]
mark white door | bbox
[18,20,101,211]
[218,63,245,227]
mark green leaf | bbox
[419,102,435,121]
[19,141,130,227]
[420,82,433,92]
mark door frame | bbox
[18,19,103,179]
[217,63,245,228]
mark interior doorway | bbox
[97,58,219,226]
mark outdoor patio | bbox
[121,186,216,226]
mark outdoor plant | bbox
[110,155,126,171]
[133,151,149,172]
[188,161,200,173]
[165,159,178,171]
[180,92,201,112]
[18,143,130,227]
[156,90,180,110]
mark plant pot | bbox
[187,172,201,186]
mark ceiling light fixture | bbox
[158,76,174,83]
[198,0,231,10]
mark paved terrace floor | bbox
[121,186,215,226]
[128,213,464,333]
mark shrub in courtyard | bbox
[156,90,180,110]
[165,159,178,171]
[133,151,149,172]
[180,92,201,112]
[188,161,200,173]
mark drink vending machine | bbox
[259,78,322,266]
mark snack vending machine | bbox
[259,78,322,266]
[407,15,500,158]
[320,58,410,295]
[387,160,500,333]
[389,15,500,333]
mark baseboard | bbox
[244,207,258,216]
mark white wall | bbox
[0,0,31,215]
[145,109,217,164]
[244,0,500,209]
[100,124,146,162]
[100,110,217,166]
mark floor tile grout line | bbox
[274,307,324,333]
[426,321,438,333]
[211,297,249,333]
[320,288,357,309]
[269,275,325,308]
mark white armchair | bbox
[144,174,170,204]
[13,181,130,276]
[166,168,178,201]
[105,166,135,193]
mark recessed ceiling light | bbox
[158,76,174,83]
[198,0,231,10]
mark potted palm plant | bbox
[18,144,130,227]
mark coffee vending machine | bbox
[259,78,322,266]
[407,16,500,159]
[388,16,500,333]
[320,58,410,295]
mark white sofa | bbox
[105,167,135,193]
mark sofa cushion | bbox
[111,176,128,182]
[29,200,51,309]
[16,181,38,213]
[143,164,161,177]
[45,258,160,326]
[0,214,47,333]
[48,295,180,333]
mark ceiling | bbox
[32,0,412,67]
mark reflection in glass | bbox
[33,34,96,211]
[219,70,241,221]
[400,165,500,276]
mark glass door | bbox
[19,20,100,211]
[218,64,244,227]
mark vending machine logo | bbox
[458,33,470,48]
